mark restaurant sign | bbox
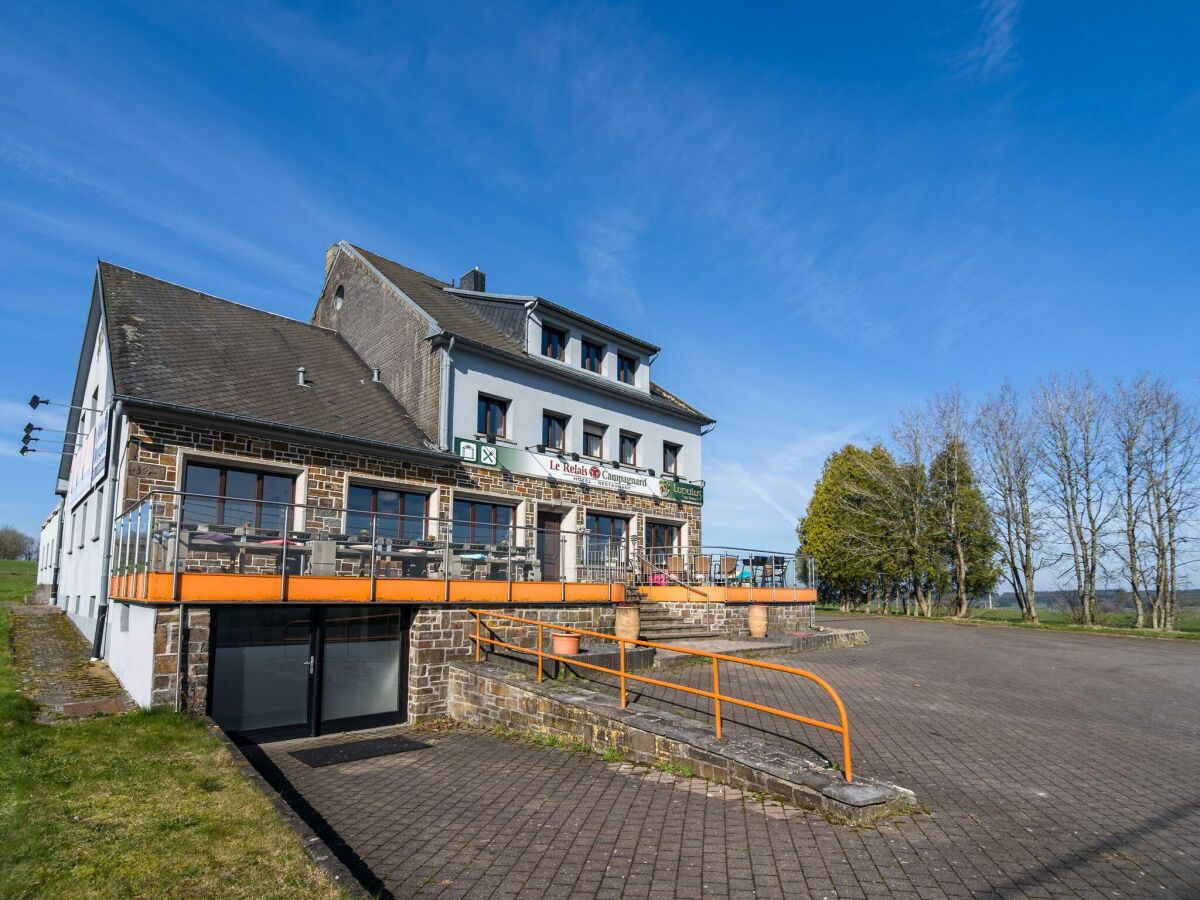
[67,408,110,509]
[454,438,703,506]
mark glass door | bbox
[211,606,410,741]
[210,606,315,741]
[319,607,407,732]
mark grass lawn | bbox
[0,568,340,898]
[0,559,37,602]
[817,601,1200,640]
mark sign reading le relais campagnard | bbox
[454,437,704,506]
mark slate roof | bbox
[98,263,439,453]
[349,245,714,425]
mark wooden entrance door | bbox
[537,511,563,581]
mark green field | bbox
[0,559,37,602]
[818,600,1200,640]
[0,563,339,898]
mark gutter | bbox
[116,396,455,465]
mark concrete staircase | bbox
[636,602,722,642]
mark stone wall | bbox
[648,601,814,637]
[408,604,616,719]
[122,416,702,544]
[151,606,211,713]
[446,661,915,824]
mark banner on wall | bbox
[454,437,703,505]
[67,408,110,509]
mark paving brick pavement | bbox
[8,603,133,721]
[256,616,1200,898]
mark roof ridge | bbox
[97,261,337,333]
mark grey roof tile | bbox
[351,246,714,425]
[99,263,437,452]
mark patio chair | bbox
[692,554,712,584]
[716,555,739,584]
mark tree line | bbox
[798,373,1198,631]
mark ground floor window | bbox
[182,462,295,531]
[346,485,427,541]
[453,498,514,545]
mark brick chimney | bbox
[459,267,486,292]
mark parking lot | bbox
[259,616,1200,898]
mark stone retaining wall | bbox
[447,661,915,824]
[648,600,815,637]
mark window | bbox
[182,463,296,531]
[663,442,681,475]
[585,513,628,564]
[542,412,568,451]
[334,284,345,310]
[477,394,509,438]
[541,325,567,361]
[347,485,427,541]
[617,354,638,385]
[453,498,514,545]
[583,422,605,459]
[88,596,95,618]
[619,431,639,466]
[581,339,604,373]
[67,513,75,554]
[78,501,87,548]
[119,603,130,633]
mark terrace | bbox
[107,490,817,605]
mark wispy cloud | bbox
[577,211,643,317]
[704,421,869,548]
[960,0,1020,81]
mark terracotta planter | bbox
[748,603,769,638]
[615,604,641,642]
[551,631,581,655]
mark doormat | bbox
[290,735,430,768]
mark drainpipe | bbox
[437,334,456,450]
[50,499,65,607]
[91,399,123,660]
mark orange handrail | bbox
[468,608,854,782]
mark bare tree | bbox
[1141,381,1200,630]
[928,389,972,618]
[1110,376,1153,628]
[976,383,1042,622]
[1035,372,1112,626]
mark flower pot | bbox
[748,603,769,638]
[615,605,640,642]
[551,631,581,656]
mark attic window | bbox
[335,285,345,310]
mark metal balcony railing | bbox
[107,490,817,604]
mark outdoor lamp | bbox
[19,445,33,456]
[29,394,48,409]
[23,423,40,435]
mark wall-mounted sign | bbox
[454,437,703,505]
[67,408,110,509]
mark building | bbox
[38,244,814,741]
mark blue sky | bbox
[2,1,1199,555]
